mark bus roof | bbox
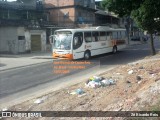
[55,26,126,33]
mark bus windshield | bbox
[53,34,72,50]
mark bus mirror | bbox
[74,37,78,46]
[49,36,53,44]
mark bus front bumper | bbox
[53,53,73,60]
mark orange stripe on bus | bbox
[112,39,126,46]
[53,53,73,60]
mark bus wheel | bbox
[112,46,117,54]
[84,51,91,60]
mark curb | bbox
[31,57,53,59]
[128,42,147,46]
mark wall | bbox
[45,0,95,27]
[0,27,18,54]
[45,0,75,26]
[49,8,75,26]
[0,26,46,54]
[75,8,95,24]
[17,27,26,53]
[45,0,74,7]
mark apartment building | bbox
[45,0,96,28]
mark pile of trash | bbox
[85,76,116,88]
[69,76,116,97]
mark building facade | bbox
[0,0,48,54]
[0,0,126,54]
[45,0,96,28]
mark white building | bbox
[0,0,47,54]
[0,27,46,54]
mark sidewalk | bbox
[0,52,53,71]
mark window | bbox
[78,12,82,17]
[106,32,112,40]
[92,32,99,42]
[18,36,25,40]
[112,32,118,39]
[121,31,125,38]
[55,31,72,35]
[100,31,107,41]
[116,31,122,39]
[84,32,92,42]
[118,31,122,39]
[73,32,83,50]
[106,32,111,36]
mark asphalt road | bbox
[0,40,160,107]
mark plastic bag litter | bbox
[70,88,85,95]
[128,70,134,74]
[89,76,104,81]
[101,79,116,86]
[70,91,77,95]
[76,88,84,95]
[101,79,111,86]
[34,96,48,104]
[109,79,116,85]
[86,80,102,88]
[86,76,116,88]
[34,99,43,104]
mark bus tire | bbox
[84,51,91,60]
[112,46,117,54]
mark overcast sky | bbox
[7,0,102,2]
[6,0,16,1]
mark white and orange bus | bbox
[50,26,127,60]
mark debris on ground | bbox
[34,96,48,104]
[85,76,116,88]
[128,70,134,74]
[5,53,160,120]
[70,88,85,95]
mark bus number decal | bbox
[101,43,106,46]
[85,45,91,49]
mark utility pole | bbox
[57,0,59,26]
[125,16,130,44]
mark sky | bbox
[6,0,16,1]
[6,0,102,2]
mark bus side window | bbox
[100,31,107,41]
[73,32,83,50]
[120,31,122,39]
[107,32,112,39]
[117,31,121,39]
[122,31,125,39]
[84,32,92,42]
[112,32,117,39]
[92,31,99,42]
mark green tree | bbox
[101,0,160,55]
